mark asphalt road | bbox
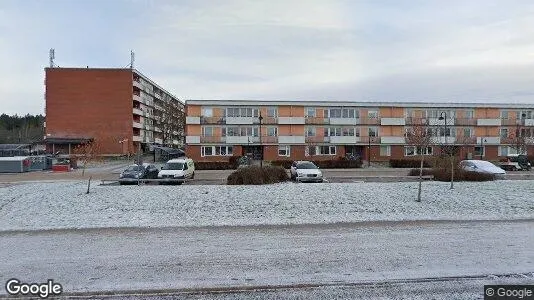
[1,220,533,298]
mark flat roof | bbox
[185,99,534,109]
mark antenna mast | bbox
[49,49,55,68]
[130,50,135,69]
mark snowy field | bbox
[1,180,534,231]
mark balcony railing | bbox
[305,136,326,143]
[200,116,226,124]
[305,117,329,124]
[454,118,477,126]
[200,136,224,143]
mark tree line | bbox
[0,114,45,144]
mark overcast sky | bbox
[1,0,534,115]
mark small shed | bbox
[0,156,31,173]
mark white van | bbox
[157,158,195,184]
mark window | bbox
[307,146,316,156]
[267,107,278,117]
[305,126,316,137]
[521,128,532,137]
[324,127,342,137]
[380,146,391,157]
[465,110,474,119]
[226,107,259,117]
[267,127,278,136]
[368,110,378,119]
[341,108,357,118]
[278,145,290,157]
[305,107,316,118]
[438,127,455,137]
[463,128,473,137]
[474,146,485,157]
[201,126,214,136]
[328,108,342,118]
[368,127,378,137]
[201,107,213,117]
[342,127,355,136]
[518,110,532,119]
[500,110,509,119]
[500,128,508,138]
[223,126,258,136]
[405,146,433,156]
[201,146,233,157]
[318,146,336,155]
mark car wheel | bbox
[191,172,195,179]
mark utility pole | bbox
[258,112,263,168]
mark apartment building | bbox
[44,67,184,155]
[185,100,534,162]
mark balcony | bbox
[454,118,477,126]
[186,116,201,124]
[278,117,305,125]
[328,118,359,125]
[133,80,142,90]
[262,117,278,125]
[261,136,278,144]
[477,137,500,145]
[360,137,381,144]
[360,118,380,125]
[132,135,142,142]
[477,119,501,126]
[200,116,226,124]
[429,118,455,126]
[154,92,162,100]
[278,135,305,144]
[305,136,325,143]
[380,136,406,144]
[524,119,534,126]
[380,118,405,126]
[226,117,256,125]
[186,136,200,144]
[200,136,224,143]
[305,117,329,124]
[225,136,260,144]
[132,121,142,129]
[154,138,163,144]
[133,94,141,102]
[431,136,456,144]
[455,136,477,144]
[327,136,361,144]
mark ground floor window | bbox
[380,145,391,156]
[498,146,525,156]
[405,146,433,156]
[318,146,336,155]
[474,146,485,157]
[278,145,290,157]
[201,146,233,157]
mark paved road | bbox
[1,220,533,298]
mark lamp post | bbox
[480,138,486,160]
[515,113,527,154]
[439,112,454,189]
[258,112,263,168]
[368,133,371,168]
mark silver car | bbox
[290,161,323,183]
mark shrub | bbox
[227,165,289,185]
[270,160,293,169]
[390,159,432,168]
[228,156,240,169]
[195,161,233,170]
[408,168,433,176]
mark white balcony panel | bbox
[132,122,142,129]
[381,136,406,144]
[132,136,142,142]
[133,108,143,115]
[381,118,406,126]
[154,93,162,100]
[431,136,456,144]
[278,135,305,144]
[524,119,534,126]
[226,117,255,125]
[278,117,305,125]
[329,118,358,125]
[429,118,455,126]
[477,137,500,145]
[133,80,142,89]
[186,136,200,144]
[328,136,360,144]
[225,136,251,144]
[186,116,200,124]
[477,119,501,126]
[133,94,141,102]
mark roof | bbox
[185,99,534,109]
[43,137,93,144]
[0,144,31,150]
[0,156,30,161]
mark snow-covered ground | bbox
[1,180,533,231]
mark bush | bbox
[228,156,240,169]
[227,165,289,185]
[271,158,363,169]
[390,159,432,168]
[270,160,293,169]
[195,161,233,170]
[408,168,433,176]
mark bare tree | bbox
[72,138,104,176]
[155,97,185,147]
[510,126,529,155]
[405,119,432,202]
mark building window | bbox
[267,107,278,117]
[368,110,378,119]
[307,146,317,156]
[201,146,233,157]
[318,146,336,155]
[465,110,474,119]
[500,110,509,119]
[463,127,473,137]
[368,127,378,137]
[201,126,214,136]
[222,126,259,137]
[201,107,213,117]
[405,146,433,156]
[342,127,355,136]
[226,107,259,117]
[380,146,391,157]
[341,108,357,118]
[474,146,485,157]
[305,126,316,137]
[324,127,342,137]
[500,128,508,138]
[518,110,532,119]
[267,127,278,136]
[305,107,316,118]
[278,145,290,157]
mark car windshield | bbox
[296,162,317,169]
[165,162,184,170]
[125,166,143,172]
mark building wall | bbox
[45,68,133,154]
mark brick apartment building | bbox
[185,100,534,162]
[44,67,184,155]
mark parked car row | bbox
[119,158,195,185]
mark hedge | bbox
[227,166,289,185]
[194,161,234,170]
[390,159,432,168]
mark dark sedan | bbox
[119,164,159,185]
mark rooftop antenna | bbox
[130,50,135,69]
[49,49,55,68]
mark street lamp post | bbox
[258,112,263,168]
[439,112,454,189]
[368,134,371,168]
[480,138,486,160]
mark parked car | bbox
[459,160,506,178]
[119,164,157,185]
[157,158,195,185]
[499,154,532,171]
[290,161,323,182]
